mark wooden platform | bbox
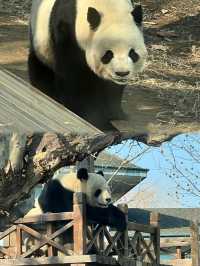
[0,256,170,266]
[0,68,100,134]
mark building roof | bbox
[95,151,148,171]
[128,208,200,235]
[95,152,148,201]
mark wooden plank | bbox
[0,255,117,265]
[16,226,22,257]
[73,193,86,255]
[0,226,16,241]
[162,258,192,266]
[0,68,100,134]
[128,222,156,234]
[15,212,74,224]
[160,240,191,248]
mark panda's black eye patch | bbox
[129,49,139,63]
[101,50,114,64]
[94,189,102,197]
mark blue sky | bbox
[107,133,200,208]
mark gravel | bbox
[0,0,31,19]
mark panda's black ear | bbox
[87,7,101,31]
[96,170,104,177]
[131,5,143,26]
[77,168,89,180]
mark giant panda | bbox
[26,168,126,231]
[24,168,126,253]
[39,168,126,230]
[29,0,147,130]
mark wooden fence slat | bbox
[191,221,200,266]
[128,222,156,234]
[0,226,16,241]
[86,225,104,253]
[105,232,122,256]
[73,193,86,266]
[150,212,160,265]
[16,226,22,257]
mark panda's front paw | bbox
[114,212,127,232]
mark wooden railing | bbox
[0,193,161,266]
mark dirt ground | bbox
[0,0,199,88]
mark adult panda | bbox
[29,0,147,130]
[26,168,126,231]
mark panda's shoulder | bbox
[44,179,66,194]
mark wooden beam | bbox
[0,255,117,265]
[15,212,74,224]
[191,221,200,266]
[150,212,160,265]
[128,222,156,234]
[161,241,191,248]
[176,246,182,259]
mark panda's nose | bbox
[106,198,112,204]
[115,71,130,77]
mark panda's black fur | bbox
[29,0,146,131]
[38,168,126,231]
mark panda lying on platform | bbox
[29,0,147,130]
[26,168,126,232]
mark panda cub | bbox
[29,0,147,130]
[37,168,126,231]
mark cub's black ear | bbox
[77,168,89,180]
[96,170,104,177]
[131,5,143,26]
[87,7,101,31]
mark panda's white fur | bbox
[30,0,147,84]
[30,0,56,66]
[53,167,112,208]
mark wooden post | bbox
[150,212,160,265]
[117,204,129,257]
[176,246,182,259]
[16,225,22,257]
[73,192,86,266]
[191,220,199,266]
